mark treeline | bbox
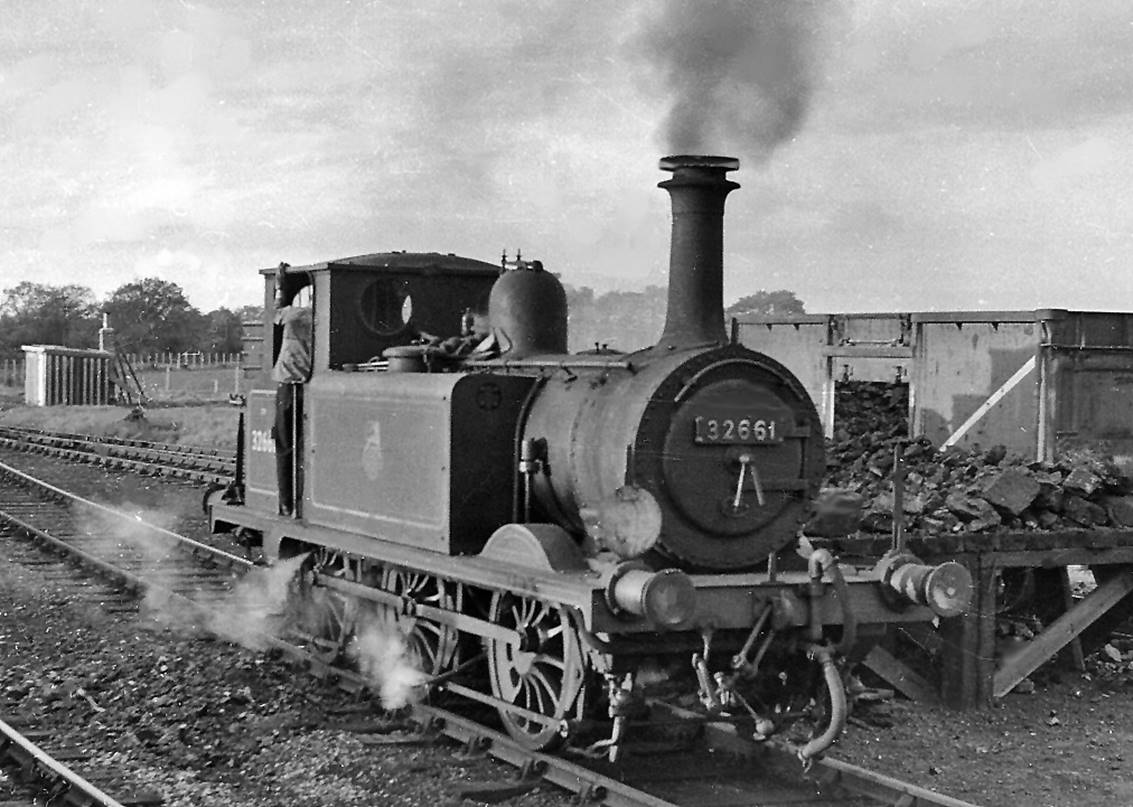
[0,279,262,358]
[1,277,804,360]
[565,286,805,353]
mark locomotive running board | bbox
[210,502,942,634]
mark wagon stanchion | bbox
[891,440,906,554]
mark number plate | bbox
[693,414,782,445]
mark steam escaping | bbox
[74,502,188,601]
[137,545,309,648]
[72,499,427,707]
[638,0,832,159]
[347,616,428,710]
[204,553,309,649]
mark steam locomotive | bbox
[207,155,971,762]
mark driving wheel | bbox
[379,566,460,676]
[486,592,585,750]
[291,548,357,664]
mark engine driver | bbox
[272,262,312,516]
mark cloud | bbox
[826,0,1133,132]
[130,248,261,311]
[3,0,1133,317]
[1030,137,1119,190]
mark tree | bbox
[0,282,100,354]
[725,289,806,318]
[202,308,245,354]
[562,284,668,353]
[236,304,263,325]
[103,278,205,355]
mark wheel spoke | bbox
[529,667,562,708]
[412,637,436,669]
[519,597,537,625]
[527,677,549,715]
[532,653,567,671]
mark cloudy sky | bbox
[3,0,1132,314]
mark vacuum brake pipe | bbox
[795,644,848,765]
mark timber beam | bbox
[992,568,1133,697]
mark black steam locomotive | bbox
[208,155,970,761]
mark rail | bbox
[0,425,235,484]
[0,716,130,807]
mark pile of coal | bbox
[829,380,909,446]
[811,381,1133,536]
[815,439,1133,537]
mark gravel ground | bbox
[0,559,577,807]
[0,448,571,807]
[2,446,1133,806]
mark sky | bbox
[2,0,1132,315]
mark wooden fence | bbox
[121,352,242,370]
[1,352,243,389]
[1,357,25,387]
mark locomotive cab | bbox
[248,252,500,382]
[235,252,505,527]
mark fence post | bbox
[165,366,171,392]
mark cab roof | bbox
[259,251,501,277]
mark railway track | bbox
[0,458,983,807]
[0,425,235,484]
[0,711,158,807]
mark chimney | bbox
[657,155,740,347]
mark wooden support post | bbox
[993,569,1133,698]
[862,645,941,705]
[939,554,997,708]
[1060,567,1086,672]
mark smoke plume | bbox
[638,0,832,160]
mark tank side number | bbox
[251,429,276,453]
[693,416,780,445]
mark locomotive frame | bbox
[208,155,971,762]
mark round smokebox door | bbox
[661,379,801,537]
